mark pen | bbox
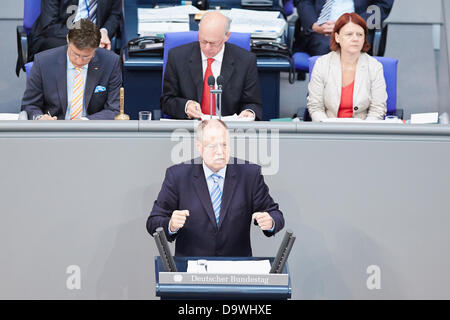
[47,111,52,117]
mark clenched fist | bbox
[252,212,274,231]
[169,210,190,232]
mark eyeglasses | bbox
[199,39,224,48]
[68,46,96,61]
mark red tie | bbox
[201,58,216,115]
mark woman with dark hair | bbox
[307,12,387,121]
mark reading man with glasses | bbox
[22,19,122,120]
[161,11,262,120]
[147,120,285,257]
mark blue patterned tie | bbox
[88,0,98,24]
[210,173,223,225]
[317,0,335,25]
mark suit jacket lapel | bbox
[219,43,235,92]
[217,163,237,229]
[84,52,101,111]
[189,43,203,102]
[330,51,342,111]
[353,53,366,108]
[193,164,218,229]
[56,46,68,116]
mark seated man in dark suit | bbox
[29,0,122,61]
[21,19,121,120]
[294,0,393,56]
[147,120,284,257]
[161,11,262,120]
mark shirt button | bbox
[354,106,359,111]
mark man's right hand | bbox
[186,100,203,119]
[37,114,57,120]
[169,210,190,233]
[312,21,335,36]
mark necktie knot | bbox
[211,173,222,184]
[207,58,214,67]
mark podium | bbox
[155,256,292,300]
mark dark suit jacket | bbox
[21,45,122,120]
[298,0,394,32]
[161,42,262,120]
[146,159,284,257]
[29,0,122,59]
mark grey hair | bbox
[199,11,232,35]
[195,119,229,142]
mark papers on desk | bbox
[226,8,286,39]
[201,114,254,121]
[321,118,404,124]
[187,259,271,274]
[0,113,19,120]
[137,5,199,36]
[410,112,439,124]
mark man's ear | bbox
[66,35,70,45]
[224,32,231,42]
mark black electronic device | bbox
[270,229,296,274]
[128,36,164,57]
[153,227,177,272]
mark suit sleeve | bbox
[240,53,262,120]
[298,0,320,31]
[101,0,122,39]
[160,50,190,119]
[366,61,387,120]
[39,0,73,39]
[307,56,329,122]
[252,166,285,237]
[86,54,122,120]
[359,0,394,24]
[147,168,179,242]
[21,56,45,120]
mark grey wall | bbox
[1,121,450,300]
[0,1,26,113]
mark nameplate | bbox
[159,272,289,286]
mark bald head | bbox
[198,12,231,58]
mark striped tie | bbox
[210,173,223,225]
[88,0,97,24]
[317,0,335,25]
[70,67,83,120]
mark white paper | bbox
[227,8,286,39]
[187,259,271,274]
[0,113,20,120]
[410,112,439,124]
[201,114,254,121]
[138,5,200,23]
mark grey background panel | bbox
[1,123,450,299]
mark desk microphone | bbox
[207,75,215,119]
[216,75,224,120]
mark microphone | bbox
[207,75,215,119]
[216,76,224,120]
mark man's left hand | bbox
[238,110,255,119]
[100,29,111,50]
[252,212,274,231]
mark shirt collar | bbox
[66,53,89,71]
[200,43,225,63]
[202,161,227,180]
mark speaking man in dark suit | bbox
[161,11,262,120]
[147,120,284,257]
[29,0,122,61]
[21,19,121,120]
[294,0,393,56]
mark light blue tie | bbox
[210,173,223,225]
[88,0,98,24]
[317,0,335,25]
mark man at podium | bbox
[147,119,284,256]
[160,12,262,120]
